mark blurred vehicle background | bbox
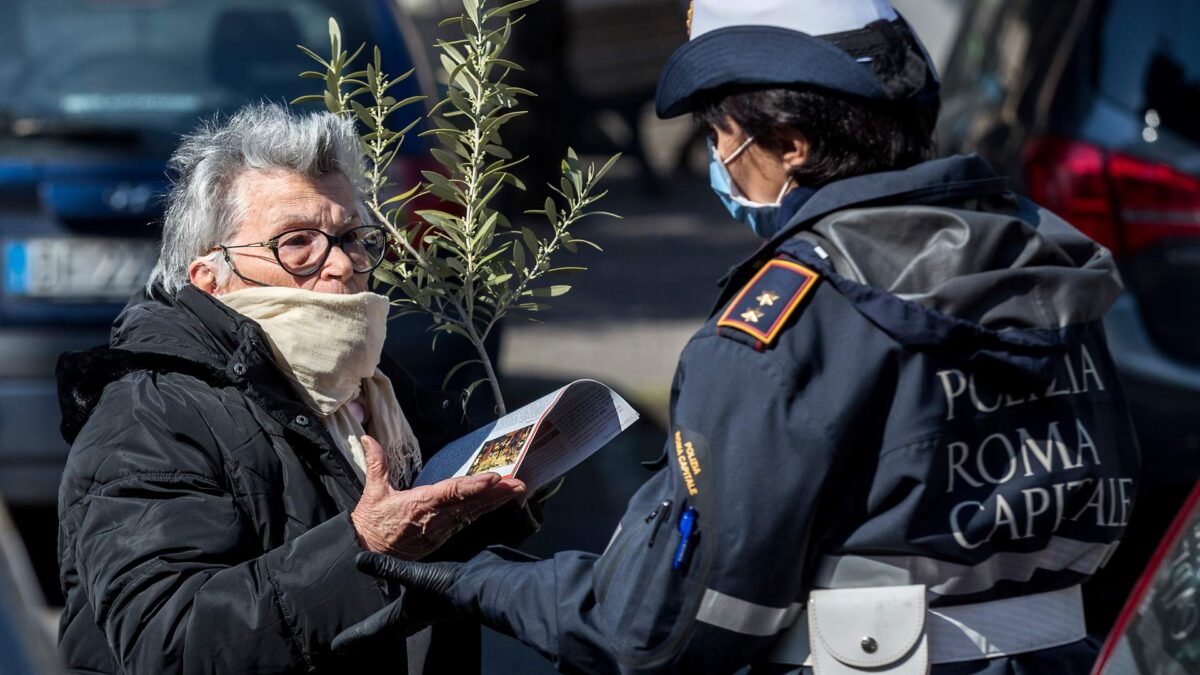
[0,497,59,675]
[13,0,1200,673]
[938,0,1200,636]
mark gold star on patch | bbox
[740,308,765,323]
[756,290,779,307]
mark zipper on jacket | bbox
[646,500,673,547]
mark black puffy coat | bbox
[56,284,526,674]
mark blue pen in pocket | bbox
[673,506,698,572]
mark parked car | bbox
[0,0,483,603]
[1093,479,1200,675]
[938,0,1200,636]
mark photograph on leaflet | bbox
[466,424,534,476]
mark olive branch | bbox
[296,0,619,416]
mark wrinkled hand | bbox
[350,435,525,559]
[331,553,464,655]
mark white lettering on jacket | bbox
[937,345,1107,422]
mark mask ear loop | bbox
[721,136,756,166]
[775,175,795,202]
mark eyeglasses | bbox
[217,225,389,283]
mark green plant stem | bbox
[468,324,506,415]
[368,202,426,267]
[456,14,504,413]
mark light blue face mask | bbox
[708,137,794,239]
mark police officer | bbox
[335,1,1141,672]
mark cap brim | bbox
[655,25,889,119]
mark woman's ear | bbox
[189,258,219,295]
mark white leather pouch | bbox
[807,585,929,675]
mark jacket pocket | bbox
[590,466,715,668]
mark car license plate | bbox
[3,237,158,300]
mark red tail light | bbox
[1022,136,1200,257]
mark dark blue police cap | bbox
[656,0,938,118]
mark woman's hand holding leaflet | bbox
[350,435,526,559]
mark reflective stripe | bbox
[699,538,1113,640]
[925,585,1086,662]
[766,585,1087,666]
[695,589,803,636]
[601,524,622,557]
[814,537,1120,596]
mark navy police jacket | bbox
[444,156,1141,674]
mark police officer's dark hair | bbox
[694,20,938,187]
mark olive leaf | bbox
[296,1,620,416]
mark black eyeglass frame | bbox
[214,225,389,286]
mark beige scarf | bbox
[218,287,422,488]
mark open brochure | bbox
[413,380,639,492]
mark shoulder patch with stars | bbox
[717,258,820,346]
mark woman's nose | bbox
[321,243,356,281]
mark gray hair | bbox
[148,103,367,294]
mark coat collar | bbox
[775,154,1008,242]
[712,155,1011,312]
[59,284,468,464]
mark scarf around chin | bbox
[217,286,422,488]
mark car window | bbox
[1098,0,1200,146]
[0,0,378,134]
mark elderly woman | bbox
[55,103,528,674]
